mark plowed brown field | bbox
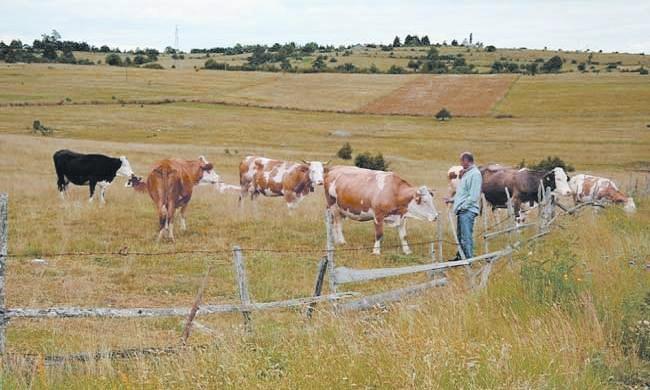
[358,74,518,117]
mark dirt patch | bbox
[358,74,517,117]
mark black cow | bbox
[53,149,136,203]
[481,165,572,219]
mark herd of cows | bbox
[53,149,637,255]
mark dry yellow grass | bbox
[0,64,648,387]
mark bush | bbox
[435,108,452,121]
[542,55,563,73]
[337,143,353,160]
[204,58,227,70]
[526,156,575,172]
[521,247,582,306]
[485,45,496,52]
[354,152,389,171]
[142,63,164,69]
[105,53,122,66]
[577,62,586,72]
[387,65,405,74]
[640,67,648,75]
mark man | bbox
[444,152,482,259]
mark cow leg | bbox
[157,203,167,242]
[57,174,67,200]
[98,181,110,205]
[88,180,97,203]
[373,217,384,256]
[329,207,346,245]
[167,200,176,242]
[178,197,190,231]
[397,219,411,255]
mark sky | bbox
[1,0,648,53]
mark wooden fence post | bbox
[0,194,7,355]
[505,188,515,266]
[306,257,328,318]
[437,215,443,262]
[232,246,252,330]
[324,209,337,295]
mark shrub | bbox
[577,62,586,72]
[142,63,164,69]
[521,247,582,306]
[204,58,227,70]
[354,152,389,171]
[337,142,353,160]
[526,156,575,172]
[387,65,405,74]
[485,45,497,52]
[105,53,123,66]
[435,108,452,121]
[640,67,648,75]
[542,55,563,73]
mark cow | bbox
[239,156,328,209]
[324,166,439,255]
[481,165,572,220]
[569,174,636,213]
[130,156,220,242]
[446,165,464,200]
[53,149,136,203]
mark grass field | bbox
[0,63,649,388]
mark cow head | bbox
[302,160,328,186]
[198,156,220,186]
[447,165,463,198]
[552,167,572,196]
[116,156,135,178]
[126,174,143,187]
[407,186,439,222]
[623,197,636,213]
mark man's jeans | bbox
[457,209,477,259]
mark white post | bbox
[437,216,443,262]
[0,194,6,355]
[481,194,489,255]
[232,246,252,330]
[505,187,515,266]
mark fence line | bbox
[0,187,608,357]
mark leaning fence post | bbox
[324,209,337,295]
[0,194,6,355]
[305,256,328,318]
[232,246,252,330]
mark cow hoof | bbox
[372,250,381,256]
[403,249,412,255]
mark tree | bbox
[393,36,401,47]
[426,47,439,60]
[577,62,586,72]
[133,54,148,65]
[542,55,563,73]
[312,55,327,71]
[485,45,497,52]
[105,53,123,66]
[337,143,353,160]
[451,39,459,46]
[302,42,319,54]
[435,108,452,121]
[640,67,648,75]
[164,46,176,54]
[526,156,574,172]
[99,45,111,53]
[421,35,431,46]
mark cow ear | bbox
[198,155,208,164]
[300,159,309,165]
[324,160,331,166]
[415,193,422,204]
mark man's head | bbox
[459,152,474,170]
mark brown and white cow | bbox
[130,156,220,241]
[239,156,327,209]
[446,165,463,200]
[569,174,636,213]
[325,166,438,255]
